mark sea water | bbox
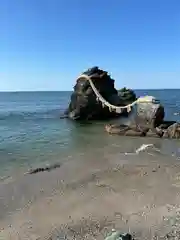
[0,90,180,178]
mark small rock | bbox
[105,231,132,240]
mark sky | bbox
[0,0,180,91]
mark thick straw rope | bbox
[77,74,159,114]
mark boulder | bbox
[118,87,137,104]
[105,96,165,136]
[66,67,136,120]
[135,96,165,127]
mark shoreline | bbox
[0,153,180,239]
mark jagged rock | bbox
[104,96,167,137]
[27,163,61,175]
[162,122,180,138]
[105,231,132,240]
[135,96,165,127]
[114,96,164,129]
[118,87,137,104]
[65,67,136,120]
[105,121,180,139]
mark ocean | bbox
[0,90,180,179]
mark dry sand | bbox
[0,151,180,240]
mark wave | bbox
[0,108,66,121]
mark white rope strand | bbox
[77,74,158,114]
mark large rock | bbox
[66,67,136,120]
[135,96,165,127]
[105,96,166,137]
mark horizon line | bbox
[0,88,180,93]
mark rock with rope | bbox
[104,96,180,138]
[65,67,136,120]
[65,67,180,138]
[105,96,166,137]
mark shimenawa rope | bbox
[77,74,159,114]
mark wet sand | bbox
[0,150,180,239]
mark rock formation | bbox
[65,66,180,139]
[27,163,61,175]
[105,122,180,139]
[118,87,137,104]
[65,67,136,120]
[104,95,180,139]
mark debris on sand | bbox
[135,144,154,154]
[105,230,132,240]
[25,163,61,175]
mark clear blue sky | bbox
[0,0,180,91]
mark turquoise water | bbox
[0,90,180,178]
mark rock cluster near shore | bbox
[65,67,136,120]
[65,67,165,126]
[65,66,180,139]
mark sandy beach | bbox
[1,0,180,237]
[0,145,180,240]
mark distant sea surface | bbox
[0,90,180,178]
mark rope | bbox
[77,74,159,114]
